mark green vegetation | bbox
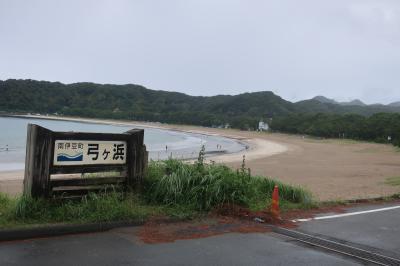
[0,192,164,228]
[0,79,293,130]
[385,176,400,186]
[2,79,399,147]
[271,113,400,147]
[2,79,400,132]
[144,159,312,211]
[0,158,313,229]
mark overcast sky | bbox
[1,0,400,104]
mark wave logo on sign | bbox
[56,152,83,162]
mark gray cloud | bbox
[0,0,399,104]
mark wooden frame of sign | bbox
[23,124,148,198]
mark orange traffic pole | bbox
[271,185,280,219]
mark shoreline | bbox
[2,114,398,202]
[8,114,250,141]
[0,114,289,182]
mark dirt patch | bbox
[135,196,400,244]
[137,215,272,244]
[137,205,294,244]
[137,199,400,244]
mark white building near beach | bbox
[258,121,269,131]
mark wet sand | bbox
[1,115,400,201]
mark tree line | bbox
[270,113,400,147]
[1,79,400,147]
[0,79,283,130]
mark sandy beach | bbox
[1,115,400,201]
[0,115,289,197]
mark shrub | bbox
[143,159,312,211]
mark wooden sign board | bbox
[23,124,148,198]
[53,140,127,166]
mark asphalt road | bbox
[0,229,357,266]
[0,202,399,266]
[298,202,400,259]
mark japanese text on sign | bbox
[53,140,127,166]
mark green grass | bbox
[0,158,314,229]
[0,191,168,229]
[143,159,314,211]
[385,176,400,186]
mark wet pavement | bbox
[0,229,358,266]
[297,202,400,258]
[1,202,399,265]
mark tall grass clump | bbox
[0,191,163,228]
[0,193,15,225]
[144,156,313,211]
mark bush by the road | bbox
[144,159,311,211]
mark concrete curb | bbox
[0,220,145,242]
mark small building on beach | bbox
[258,121,269,131]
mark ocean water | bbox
[0,117,245,171]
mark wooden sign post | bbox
[23,124,148,198]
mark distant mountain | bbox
[312,96,338,104]
[312,96,366,106]
[389,101,400,107]
[1,79,400,129]
[339,99,366,106]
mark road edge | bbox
[0,220,145,242]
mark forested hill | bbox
[1,79,400,129]
[0,79,295,128]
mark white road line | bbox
[292,205,400,223]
